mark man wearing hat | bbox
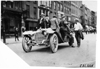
[37,13,47,29]
[59,15,74,47]
[50,14,60,32]
[74,18,84,47]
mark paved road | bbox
[6,33,96,67]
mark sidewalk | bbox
[1,37,22,45]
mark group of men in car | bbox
[37,13,84,47]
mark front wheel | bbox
[50,34,58,53]
[22,37,32,53]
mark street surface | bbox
[5,33,96,67]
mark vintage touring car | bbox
[22,28,74,53]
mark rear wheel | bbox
[69,41,73,46]
[22,37,32,53]
[50,34,58,53]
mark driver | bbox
[37,13,47,29]
[59,15,74,47]
[59,15,70,39]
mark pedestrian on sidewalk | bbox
[14,27,19,41]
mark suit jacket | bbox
[50,18,59,30]
[59,21,71,34]
[38,18,51,29]
[45,19,51,28]
[38,18,46,29]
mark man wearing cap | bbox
[74,18,84,47]
[37,13,47,29]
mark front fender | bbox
[22,31,36,35]
[45,28,55,33]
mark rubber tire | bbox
[68,42,73,46]
[50,34,58,53]
[22,37,32,53]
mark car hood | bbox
[22,30,40,35]
[22,28,54,35]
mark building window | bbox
[45,1,47,6]
[33,7,37,19]
[14,1,19,9]
[61,5,63,12]
[67,8,69,14]
[65,7,67,13]
[40,1,42,5]
[11,2,13,8]
[2,1,6,7]
[18,1,22,10]
[15,1,21,10]
[60,4,62,11]
[41,1,46,5]
[26,5,30,17]
[64,7,65,13]
[54,2,56,10]
[34,1,37,4]
[6,1,11,8]
[56,3,58,10]
[40,1,44,5]
[58,3,60,11]
[49,1,51,8]
[47,1,49,7]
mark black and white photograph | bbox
[0,0,97,68]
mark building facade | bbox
[61,1,71,22]
[70,1,82,22]
[91,11,97,28]
[1,1,84,37]
[80,4,92,28]
[1,1,22,36]
[22,1,38,31]
[38,1,72,22]
[38,1,51,18]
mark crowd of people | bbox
[37,13,84,47]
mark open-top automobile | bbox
[22,28,74,53]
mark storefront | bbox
[2,8,22,37]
